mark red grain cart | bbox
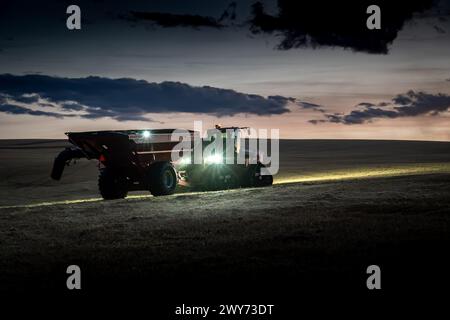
[51,128,273,199]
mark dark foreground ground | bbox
[1,174,450,307]
[0,140,449,314]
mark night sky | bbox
[0,0,449,140]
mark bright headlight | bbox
[142,130,151,138]
[204,154,223,164]
[180,156,191,165]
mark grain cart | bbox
[51,127,273,199]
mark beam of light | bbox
[0,192,222,210]
[273,163,450,185]
[0,194,152,210]
[0,163,449,210]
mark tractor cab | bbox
[204,125,255,164]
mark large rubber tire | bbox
[98,168,128,200]
[148,162,177,196]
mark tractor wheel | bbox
[148,162,177,196]
[246,163,273,187]
[98,168,128,200]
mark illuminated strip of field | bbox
[274,163,450,185]
[0,163,449,210]
[0,194,152,210]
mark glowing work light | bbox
[142,130,151,138]
[204,154,223,164]
[180,156,191,165]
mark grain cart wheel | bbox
[98,168,128,200]
[149,162,177,196]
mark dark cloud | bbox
[218,2,237,23]
[0,103,72,119]
[433,25,446,33]
[38,103,56,108]
[124,11,223,29]
[296,101,326,112]
[12,93,39,104]
[392,94,412,105]
[356,102,377,108]
[308,119,325,125]
[120,2,237,29]
[0,74,309,121]
[249,0,435,54]
[391,91,450,116]
[60,102,85,111]
[3,0,446,58]
[310,90,450,125]
[268,95,325,112]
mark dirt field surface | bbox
[1,139,449,306]
[1,139,450,206]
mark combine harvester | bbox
[51,126,273,199]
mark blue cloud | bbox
[310,90,450,125]
[0,74,309,121]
